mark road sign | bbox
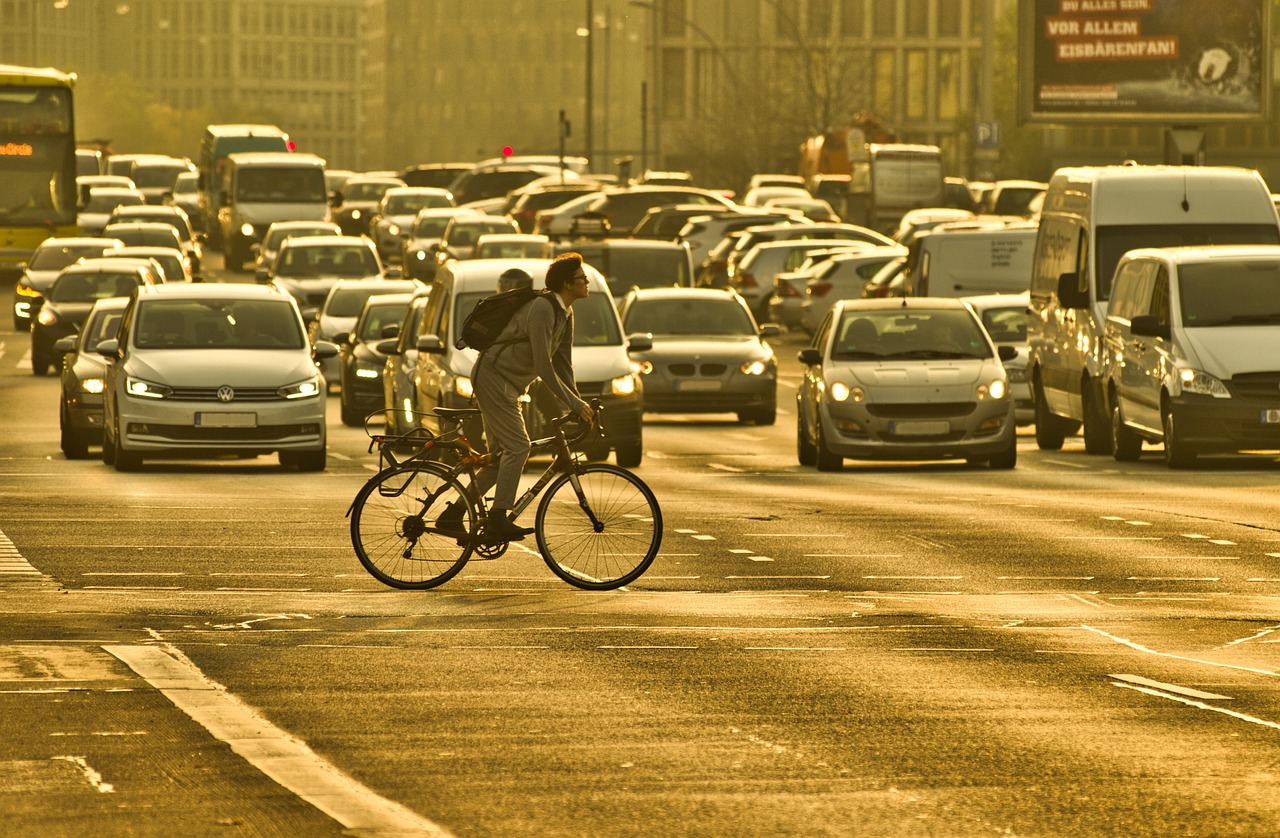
[975,121,1001,150]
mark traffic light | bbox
[502,145,513,158]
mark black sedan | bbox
[55,296,129,458]
[337,292,413,426]
[31,259,156,375]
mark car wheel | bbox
[583,442,610,462]
[1162,405,1197,469]
[31,354,51,376]
[615,440,643,468]
[988,435,1018,470]
[340,397,363,427]
[101,421,116,465]
[113,427,141,472]
[796,408,816,466]
[1081,381,1113,455]
[739,404,777,426]
[60,407,89,460]
[1033,377,1066,451]
[814,416,843,472]
[1111,397,1142,462]
[280,448,326,471]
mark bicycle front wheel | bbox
[535,464,662,590]
[350,463,475,590]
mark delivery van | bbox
[218,151,329,272]
[906,222,1036,297]
[1027,164,1280,454]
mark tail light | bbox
[739,272,757,289]
[809,281,832,298]
[777,281,803,298]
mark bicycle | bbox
[347,401,662,591]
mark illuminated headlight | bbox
[350,209,362,220]
[413,251,426,261]
[80,377,105,394]
[633,359,653,375]
[37,306,58,326]
[126,376,172,399]
[829,381,865,403]
[454,375,474,398]
[977,379,1007,400]
[1179,368,1231,398]
[240,223,254,237]
[15,282,39,298]
[388,223,401,237]
[401,398,414,425]
[14,301,31,317]
[354,365,380,380]
[740,359,768,376]
[278,376,323,399]
[611,373,637,397]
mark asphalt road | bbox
[3,261,1280,837]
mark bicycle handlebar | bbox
[551,398,603,446]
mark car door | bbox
[385,295,428,430]
[1131,263,1173,432]
[413,284,452,428]
[799,311,835,442]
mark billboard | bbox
[1019,0,1269,123]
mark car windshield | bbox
[832,309,991,360]
[30,244,111,270]
[113,212,191,241]
[326,286,385,318]
[264,226,335,251]
[50,271,140,302]
[278,245,378,277]
[235,167,327,203]
[453,289,621,347]
[358,303,409,340]
[385,194,449,214]
[344,181,396,202]
[1178,260,1280,326]
[1095,224,1280,302]
[412,216,452,237]
[172,173,197,195]
[81,307,123,353]
[132,163,189,189]
[84,191,144,213]
[134,299,304,349]
[978,306,1028,342]
[586,248,691,296]
[624,297,754,337]
[475,241,546,259]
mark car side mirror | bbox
[383,266,403,279]
[798,347,823,366]
[312,340,340,360]
[759,324,783,339]
[332,332,351,346]
[380,324,400,339]
[417,334,446,354]
[627,332,654,353]
[249,243,260,257]
[95,338,120,360]
[54,335,77,354]
[1056,272,1087,309]
[254,268,270,283]
[997,344,1018,362]
[376,338,400,355]
[1129,314,1170,340]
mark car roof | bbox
[361,292,415,307]
[87,296,132,312]
[834,297,970,314]
[628,287,743,302]
[37,236,125,248]
[570,239,688,252]
[62,258,154,274]
[326,278,420,294]
[136,283,294,301]
[279,235,373,248]
[1122,244,1280,264]
[962,292,1030,311]
[445,258,607,295]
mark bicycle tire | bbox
[534,463,662,590]
[350,463,476,590]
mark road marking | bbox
[1110,674,1231,700]
[691,534,716,541]
[1209,539,1236,545]
[1045,458,1089,469]
[51,755,114,794]
[0,528,42,577]
[728,549,753,554]
[1126,576,1219,582]
[806,553,903,558]
[1082,625,1280,677]
[1182,533,1209,539]
[1112,682,1280,731]
[104,645,453,837]
[747,556,774,562]
[708,463,744,473]
[999,575,1095,580]
[1060,536,1161,541]
[1065,593,1110,609]
[1125,521,1151,526]
[863,575,962,580]
[893,648,994,652]
[744,647,847,651]
[724,575,830,580]
[1139,556,1238,560]
[597,645,697,650]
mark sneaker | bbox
[480,514,534,543]
[433,502,468,537]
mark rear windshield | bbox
[623,297,754,336]
[326,286,384,318]
[581,247,691,296]
[453,289,621,347]
[277,244,379,277]
[385,193,451,215]
[51,271,141,302]
[134,299,304,349]
[412,216,452,238]
[30,243,114,270]
[84,191,144,213]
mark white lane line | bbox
[1110,674,1231,700]
[1209,539,1237,545]
[1139,556,1238,560]
[747,556,774,562]
[1221,626,1280,648]
[691,534,716,541]
[999,576,1096,580]
[0,528,42,577]
[1112,682,1280,731]
[708,463,744,473]
[807,553,903,558]
[1061,536,1161,541]
[51,755,115,793]
[744,647,847,651]
[1183,534,1209,539]
[1125,521,1151,526]
[1126,576,1219,581]
[1082,625,1280,677]
[728,549,752,554]
[597,645,697,650]
[863,575,962,580]
[892,647,994,652]
[1101,516,1125,521]
[1065,593,1109,609]
[104,645,453,837]
[724,575,830,580]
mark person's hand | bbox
[578,402,595,425]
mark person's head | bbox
[546,252,583,293]
[498,267,533,293]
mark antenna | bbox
[1181,170,1190,212]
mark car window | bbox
[623,298,754,337]
[51,271,141,302]
[412,216,451,237]
[325,286,384,318]
[84,191,144,213]
[134,299,304,349]
[833,309,990,360]
[1178,259,1280,326]
[978,306,1027,342]
[359,303,409,341]
[453,288,621,346]
[81,309,123,353]
[30,244,110,270]
[589,247,691,296]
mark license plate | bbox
[1263,410,1280,424]
[196,412,257,428]
[890,420,950,436]
[677,380,722,392]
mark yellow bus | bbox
[0,64,78,274]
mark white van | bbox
[907,222,1036,297]
[1103,245,1280,468]
[1027,164,1280,454]
[412,258,646,466]
[218,151,329,272]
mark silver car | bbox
[796,297,1018,470]
[963,292,1032,426]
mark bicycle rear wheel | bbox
[535,464,662,590]
[350,463,476,589]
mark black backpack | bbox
[455,287,553,351]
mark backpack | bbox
[455,287,554,351]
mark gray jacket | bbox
[476,293,585,413]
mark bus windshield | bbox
[0,83,76,225]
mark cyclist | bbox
[437,253,595,542]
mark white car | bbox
[78,186,145,236]
[798,246,909,334]
[99,283,337,471]
[369,186,455,264]
[963,292,1032,425]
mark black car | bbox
[32,260,155,375]
[332,175,406,237]
[55,296,129,458]
[338,292,412,426]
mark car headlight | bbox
[387,223,401,237]
[350,209,362,220]
[15,282,39,298]
[829,381,865,403]
[1005,366,1028,382]
[126,376,172,399]
[1179,368,1231,398]
[80,377,105,394]
[354,363,380,380]
[633,359,653,375]
[240,222,254,237]
[413,250,426,261]
[278,376,323,399]
[454,375,473,398]
[740,359,768,376]
[977,379,1007,400]
[37,306,58,326]
[611,373,637,397]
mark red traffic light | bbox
[286,140,296,151]
[502,146,513,158]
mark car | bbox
[31,258,157,376]
[746,173,807,192]
[165,171,202,231]
[471,233,552,260]
[127,155,196,205]
[75,147,104,177]
[367,186,455,264]
[892,207,977,246]
[636,170,694,186]
[434,214,522,271]
[681,210,811,281]
[413,257,644,466]
[101,246,193,284]
[106,204,204,272]
[78,186,145,236]
[579,186,737,238]
[741,185,811,207]
[332,175,406,237]
[553,239,694,301]
[448,165,567,207]
[810,174,852,216]
[253,220,343,277]
[76,174,136,208]
[723,222,895,292]
[506,182,602,233]
[796,297,1018,470]
[860,254,908,299]
[768,246,873,329]
[732,238,892,321]
[310,278,422,389]
[55,296,129,458]
[963,293,1032,426]
[12,236,124,330]
[762,196,840,222]
[798,246,911,333]
[98,283,336,472]
[398,163,472,190]
[337,292,414,426]
[380,288,434,438]
[630,203,741,241]
[264,234,388,320]
[983,179,1047,216]
[618,287,779,424]
[399,208,474,282]
[100,221,185,256]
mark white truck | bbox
[905,222,1037,298]
[846,143,945,236]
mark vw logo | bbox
[216,386,235,403]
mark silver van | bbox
[1103,245,1280,468]
[218,152,329,272]
[413,258,646,466]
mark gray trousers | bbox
[471,356,530,513]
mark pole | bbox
[640,81,648,172]
[652,0,661,169]
[585,0,594,171]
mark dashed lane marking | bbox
[1110,674,1231,700]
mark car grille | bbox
[129,423,320,441]
[866,402,975,419]
[668,363,728,377]
[876,429,969,443]
[167,386,286,402]
[1229,372,1280,400]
